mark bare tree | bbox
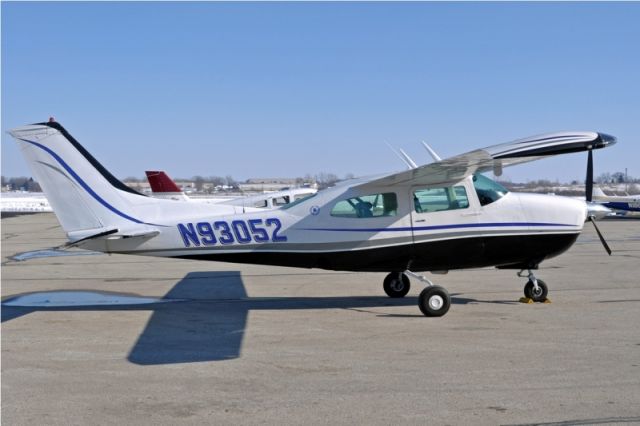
[26,178,41,192]
[193,176,205,192]
[315,172,339,190]
[8,176,30,191]
[225,175,238,190]
[595,172,612,184]
[208,176,226,188]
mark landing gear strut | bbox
[518,269,548,302]
[383,271,451,317]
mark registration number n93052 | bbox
[177,218,287,247]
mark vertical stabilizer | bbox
[8,121,150,237]
[145,171,190,201]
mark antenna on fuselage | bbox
[386,142,416,170]
[421,141,442,162]
[398,148,418,169]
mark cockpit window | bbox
[331,193,398,218]
[473,174,509,206]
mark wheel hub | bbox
[429,295,444,310]
[392,280,404,292]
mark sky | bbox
[2,2,639,184]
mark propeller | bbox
[588,215,612,255]
[585,146,612,255]
[586,149,593,202]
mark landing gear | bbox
[383,272,410,298]
[519,269,548,302]
[418,286,451,317]
[383,270,451,317]
[524,279,548,302]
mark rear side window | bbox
[413,186,469,213]
[331,193,398,218]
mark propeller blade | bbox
[588,216,612,255]
[586,149,593,202]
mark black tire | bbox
[383,272,411,298]
[524,279,548,302]
[418,286,451,317]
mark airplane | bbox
[0,192,52,214]
[145,170,317,208]
[591,186,640,215]
[8,119,616,317]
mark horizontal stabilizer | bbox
[117,230,161,239]
[66,227,119,246]
[66,227,160,248]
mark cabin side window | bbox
[331,193,398,218]
[413,186,469,213]
[273,196,290,206]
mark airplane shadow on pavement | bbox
[1,271,476,365]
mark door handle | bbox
[461,212,481,217]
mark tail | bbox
[8,120,159,242]
[145,170,190,201]
[592,186,608,199]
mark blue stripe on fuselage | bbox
[298,222,579,233]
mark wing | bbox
[355,131,616,189]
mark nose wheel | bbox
[524,278,548,302]
[519,269,549,302]
[383,271,451,317]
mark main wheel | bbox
[524,279,548,302]
[418,286,451,317]
[383,272,410,298]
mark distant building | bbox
[239,178,316,192]
[124,177,316,194]
[124,181,152,193]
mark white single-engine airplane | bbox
[8,119,616,317]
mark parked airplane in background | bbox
[592,186,640,215]
[145,170,317,209]
[0,192,51,214]
[9,119,616,316]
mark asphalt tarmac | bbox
[2,213,639,425]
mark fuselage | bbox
[83,175,588,272]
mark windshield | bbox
[472,174,509,206]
